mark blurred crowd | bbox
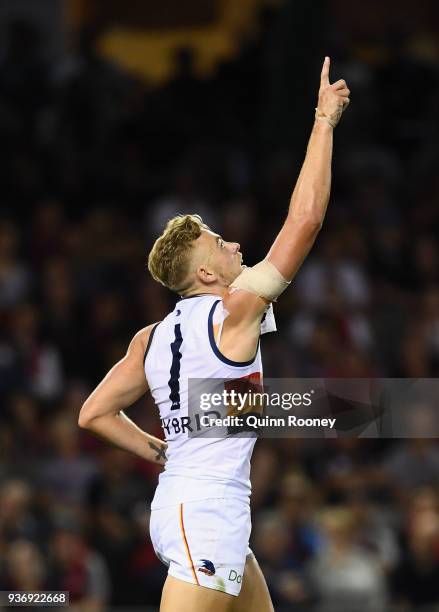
[1,1,439,610]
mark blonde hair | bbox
[148,214,209,293]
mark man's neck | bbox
[180,286,227,299]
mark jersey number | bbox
[168,324,183,410]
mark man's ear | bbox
[196,266,217,285]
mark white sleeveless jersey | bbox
[144,294,275,509]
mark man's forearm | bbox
[80,410,167,465]
[288,120,333,225]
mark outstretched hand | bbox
[316,57,350,128]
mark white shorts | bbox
[149,497,253,596]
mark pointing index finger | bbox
[320,56,330,86]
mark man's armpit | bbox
[223,287,268,326]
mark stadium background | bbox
[0,0,439,610]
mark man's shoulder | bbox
[132,323,161,356]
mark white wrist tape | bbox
[230,259,290,302]
[315,106,342,128]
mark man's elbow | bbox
[78,403,95,429]
[78,403,120,429]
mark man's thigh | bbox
[231,554,274,612]
[160,575,235,612]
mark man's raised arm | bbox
[227,57,350,321]
[266,56,349,282]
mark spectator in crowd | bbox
[47,526,110,612]
[0,540,47,592]
[308,507,388,612]
[392,488,439,610]
[38,412,99,509]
